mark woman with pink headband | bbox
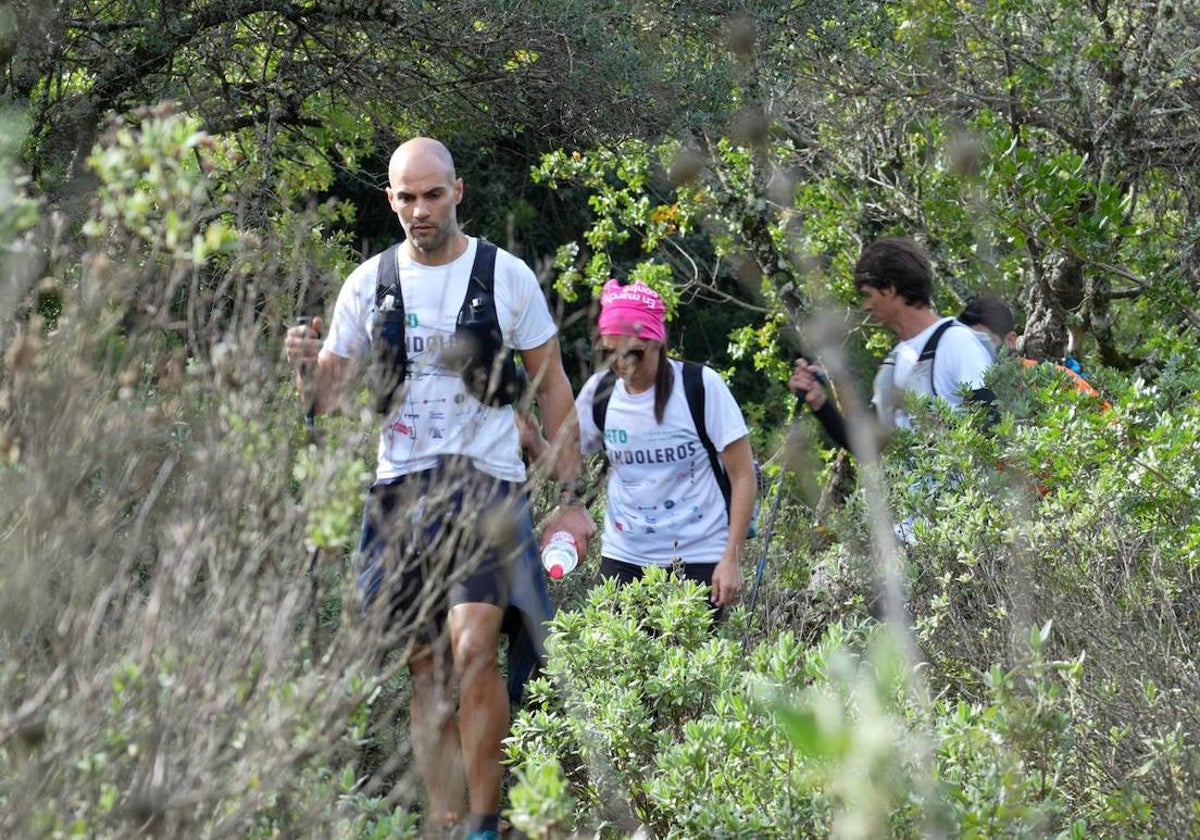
[575,279,757,613]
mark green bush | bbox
[509,569,1112,838]
[508,569,844,837]
[795,357,1200,836]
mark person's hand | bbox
[541,504,597,558]
[515,411,549,461]
[285,316,324,369]
[787,358,828,411]
[709,556,743,606]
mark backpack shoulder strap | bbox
[917,317,957,361]
[682,361,732,513]
[375,244,404,306]
[919,318,997,416]
[917,317,958,397]
[458,238,499,316]
[592,369,619,433]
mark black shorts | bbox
[356,459,537,641]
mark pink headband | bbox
[597,279,667,342]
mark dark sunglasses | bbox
[602,347,646,364]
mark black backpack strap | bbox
[458,239,499,314]
[917,318,958,397]
[592,368,619,433]
[682,361,732,516]
[375,244,405,310]
[918,317,998,422]
[455,239,527,406]
[589,368,619,486]
[370,244,410,414]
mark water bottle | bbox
[541,531,578,580]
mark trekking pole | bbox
[746,378,827,618]
[296,315,324,657]
[296,316,318,436]
[744,311,836,618]
[746,465,787,616]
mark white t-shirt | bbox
[873,316,993,430]
[324,237,557,483]
[577,360,750,567]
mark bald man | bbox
[286,137,594,839]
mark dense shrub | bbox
[508,570,1103,838]
[889,357,1200,835]
[509,570,841,837]
[0,109,430,838]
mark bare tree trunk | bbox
[1022,254,1083,362]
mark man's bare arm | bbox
[520,337,582,485]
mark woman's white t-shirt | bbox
[577,360,749,567]
[324,237,556,483]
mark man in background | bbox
[789,237,996,449]
[959,294,1107,404]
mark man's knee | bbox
[448,604,503,680]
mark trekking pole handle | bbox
[296,316,319,428]
[792,360,829,413]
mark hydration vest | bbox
[368,239,523,414]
